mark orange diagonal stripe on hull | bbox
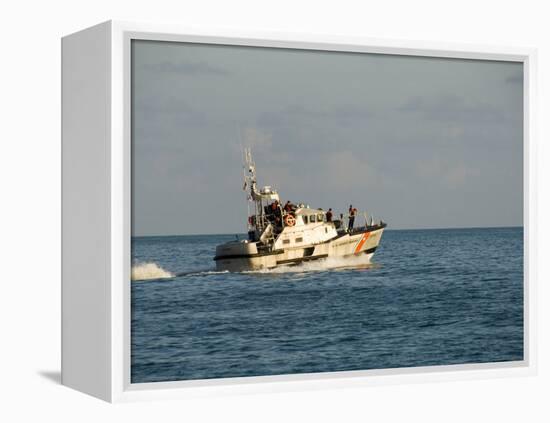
[354,232,370,254]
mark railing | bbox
[250,207,384,233]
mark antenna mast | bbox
[243,147,257,197]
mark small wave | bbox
[131,262,174,281]
[246,254,377,274]
[176,269,230,277]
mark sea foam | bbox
[131,262,174,281]
[247,253,375,274]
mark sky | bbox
[131,40,523,236]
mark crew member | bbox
[326,208,333,222]
[271,200,282,227]
[348,205,357,231]
[284,200,294,213]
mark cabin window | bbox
[310,215,316,223]
[303,216,308,224]
[325,228,328,233]
[295,237,303,243]
[318,213,324,222]
[283,239,290,244]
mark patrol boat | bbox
[214,148,387,271]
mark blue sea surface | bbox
[131,227,523,383]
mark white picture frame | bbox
[61,20,537,403]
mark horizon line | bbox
[132,224,523,238]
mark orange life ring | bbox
[284,214,296,227]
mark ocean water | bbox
[131,227,523,383]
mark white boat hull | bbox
[214,225,385,272]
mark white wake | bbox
[246,254,375,274]
[131,262,174,281]
[131,255,375,280]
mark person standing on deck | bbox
[348,205,357,231]
[326,208,333,222]
[284,200,294,213]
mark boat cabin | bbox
[271,207,338,250]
